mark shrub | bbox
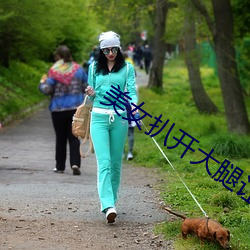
[209,134,250,159]
[210,192,239,210]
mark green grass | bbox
[128,58,250,249]
[0,60,50,123]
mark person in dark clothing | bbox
[143,44,152,74]
[87,46,99,67]
[39,45,88,175]
[134,45,144,69]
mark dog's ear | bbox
[213,231,217,240]
[227,230,230,241]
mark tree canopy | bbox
[0,0,99,66]
[0,0,249,134]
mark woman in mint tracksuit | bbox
[86,31,138,223]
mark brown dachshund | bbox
[162,207,231,249]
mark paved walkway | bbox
[0,106,163,223]
[0,69,155,222]
[135,68,149,87]
[0,71,173,249]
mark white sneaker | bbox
[53,168,64,173]
[127,152,133,160]
[105,207,117,223]
[72,165,81,175]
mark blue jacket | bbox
[39,66,88,112]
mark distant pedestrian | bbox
[39,45,88,175]
[123,52,138,160]
[85,31,138,223]
[143,44,152,74]
[125,95,139,161]
[134,45,144,69]
[87,46,99,70]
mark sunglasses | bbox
[102,47,119,55]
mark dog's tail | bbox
[162,206,187,220]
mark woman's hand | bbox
[131,103,138,115]
[85,86,96,97]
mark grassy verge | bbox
[128,58,250,249]
[0,60,50,125]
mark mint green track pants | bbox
[90,111,128,212]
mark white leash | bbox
[141,121,209,218]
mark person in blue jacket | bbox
[85,31,138,223]
[39,45,88,175]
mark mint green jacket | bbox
[87,62,138,109]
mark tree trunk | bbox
[184,4,218,114]
[212,0,250,134]
[147,0,168,89]
[191,0,250,134]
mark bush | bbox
[0,60,48,123]
[209,134,250,159]
[210,192,239,210]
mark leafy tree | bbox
[91,0,155,47]
[148,0,177,89]
[191,0,250,134]
[232,0,250,39]
[54,1,99,62]
[0,0,99,67]
[183,1,218,113]
[232,0,250,95]
[149,0,217,112]
[0,0,58,66]
[164,1,184,44]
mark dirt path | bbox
[0,72,174,250]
